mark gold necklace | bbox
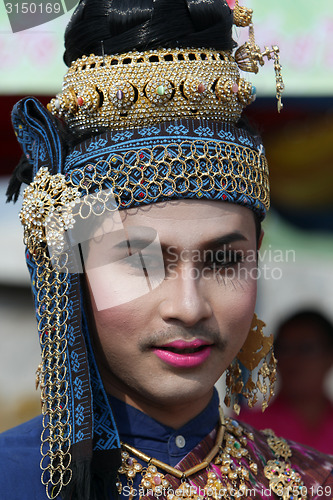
[116,411,258,500]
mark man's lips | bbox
[152,339,213,367]
[157,339,213,352]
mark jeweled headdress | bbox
[7,1,283,498]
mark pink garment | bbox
[239,396,333,455]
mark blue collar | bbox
[108,389,220,467]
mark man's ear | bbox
[258,230,264,250]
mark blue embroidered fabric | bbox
[64,119,268,221]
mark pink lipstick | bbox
[152,339,212,368]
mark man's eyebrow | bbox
[113,232,247,252]
[113,238,162,251]
[201,232,248,249]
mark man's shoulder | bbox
[0,415,47,499]
[237,419,333,496]
[0,414,42,452]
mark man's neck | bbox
[108,387,214,429]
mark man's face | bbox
[85,200,259,414]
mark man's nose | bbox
[157,263,212,327]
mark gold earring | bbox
[224,313,277,415]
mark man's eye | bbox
[127,254,163,271]
[206,251,244,268]
[142,255,163,270]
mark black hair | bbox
[64,0,235,65]
[275,310,333,350]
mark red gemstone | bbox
[77,96,84,106]
[140,154,144,159]
[140,180,144,184]
[139,193,144,198]
[222,194,227,200]
[198,83,206,94]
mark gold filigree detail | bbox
[237,315,272,371]
[234,24,285,112]
[264,461,307,500]
[264,430,307,500]
[233,0,253,27]
[140,465,171,495]
[20,167,80,254]
[224,314,277,412]
[119,419,258,500]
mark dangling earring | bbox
[224,313,277,415]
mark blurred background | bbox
[0,0,333,449]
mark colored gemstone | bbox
[198,83,206,93]
[116,90,124,100]
[77,96,84,106]
[222,194,227,200]
[139,193,144,198]
[251,85,256,95]
[153,476,162,486]
[234,442,241,449]
[157,85,165,96]
[232,82,239,93]
[126,458,133,465]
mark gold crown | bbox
[47,1,284,132]
[48,48,256,132]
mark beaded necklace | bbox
[116,411,258,500]
[116,414,307,500]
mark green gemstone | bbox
[234,442,241,449]
[157,85,165,96]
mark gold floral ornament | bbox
[117,450,143,498]
[224,314,277,414]
[264,430,307,500]
[20,167,81,255]
[140,465,171,496]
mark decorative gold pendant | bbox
[264,430,307,500]
[140,465,170,496]
[119,450,143,479]
[264,460,307,500]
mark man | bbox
[1,0,332,499]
